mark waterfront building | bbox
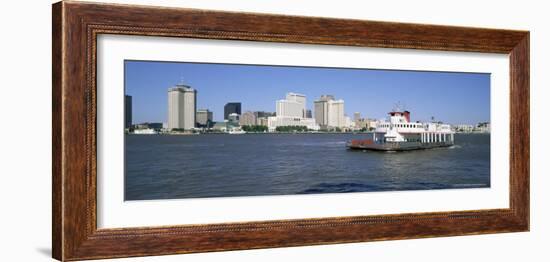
[476,122,491,133]
[254,111,275,119]
[268,92,319,132]
[253,111,275,125]
[267,117,318,131]
[239,111,257,126]
[305,109,312,118]
[344,116,354,129]
[314,95,345,129]
[328,100,345,128]
[368,119,380,130]
[354,118,368,130]
[196,109,213,128]
[134,122,163,130]
[224,102,241,120]
[228,113,240,123]
[276,92,307,118]
[133,128,158,135]
[353,112,361,122]
[453,124,474,133]
[125,95,132,129]
[168,84,197,130]
[257,117,269,127]
[212,121,228,132]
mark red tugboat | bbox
[347,108,455,151]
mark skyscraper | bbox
[314,95,345,129]
[276,92,306,118]
[125,95,132,129]
[314,95,333,128]
[168,84,197,130]
[327,100,345,128]
[267,92,319,132]
[224,102,241,120]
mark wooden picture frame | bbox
[52,1,529,261]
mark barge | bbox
[347,108,454,151]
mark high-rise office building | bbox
[314,95,345,129]
[167,84,197,130]
[267,92,319,132]
[314,95,332,128]
[327,100,345,128]
[224,102,241,120]
[196,109,213,127]
[125,95,132,129]
[276,92,306,118]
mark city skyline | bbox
[125,60,490,125]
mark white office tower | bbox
[276,92,307,118]
[327,99,345,128]
[168,84,197,130]
[314,95,346,129]
[268,92,319,132]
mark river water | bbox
[125,133,490,200]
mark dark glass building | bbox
[125,95,132,129]
[224,102,241,120]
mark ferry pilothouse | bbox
[347,108,455,151]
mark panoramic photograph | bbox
[124,60,491,201]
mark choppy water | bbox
[125,133,490,200]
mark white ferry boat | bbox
[347,108,455,151]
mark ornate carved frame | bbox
[52,1,529,261]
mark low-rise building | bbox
[453,124,474,133]
[267,116,319,132]
[239,111,257,126]
[476,122,491,133]
[196,109,213,128]
[228,113,240,124]
[212,121,228,132]
[134,122,163,130]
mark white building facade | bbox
[167,84,196,130]
[276,92,307,118]
[268,92,319,131]
[314,95,346,129]
[327,99,345,128]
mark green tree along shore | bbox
[241,125,269,133]
[275,125,310,132]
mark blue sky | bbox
[125,60,490,125]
